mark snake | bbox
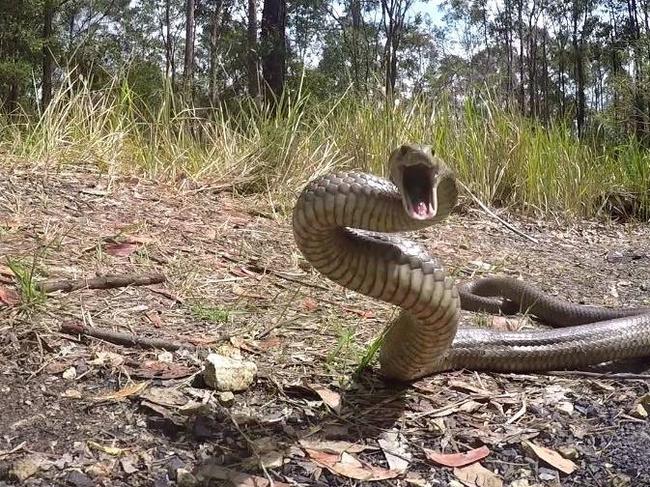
[292,143,650,381]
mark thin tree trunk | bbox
[572,1,585,137]
[260,0,287,103]
[162,0,176,87]
[528,31,536,118]
[517,0,525,113]
[505,0,514,105]
[183,0,196,99]
[350,0,362,91]
[247,0,259,98]
[42,0,55,110]
[163,0,176,87]
[542,31,549,123]
[209,0,223,105]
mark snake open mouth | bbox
[402,163,436,220]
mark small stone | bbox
[166,457,186,480]
[633,403,648,418]
[85,462,112,478]
[557,446,579,459]
[606,250,625,263]
[202,353,257,392]
[65,470,94,487]
[217,391,235,406]
[158,351,173,363]
[176,468,198,487]
[9,454,48,481]
[120,456,139,474]
[538,467,557,481]
[62,367,77,380]
[557,401,574,416]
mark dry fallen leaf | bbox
[491,316,522,331]
[105,242,140,257]
[258,336,282,350]
[447,380,494,396]
[378,431,410,473]
[298,439,373,455]
[144,310,163,328]
[0,286,20,306]
[196,464,291,486]
[88,441,126,456]
[89,351,125,367]
[94,381,148,401]
[453,462,503,487]
[523,440,577,474]
[303,297,319,311]
[342,306,374,318]
[126,360,194,380]
[425,445,491,468]
[0,265,15,284]
[309,384,342,413]
[304,448,400,481]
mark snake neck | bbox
[292,171,461,381]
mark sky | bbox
[413,0,446,26]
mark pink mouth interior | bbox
[402,164,435,219]
[414,201,430,217]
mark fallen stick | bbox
[545,370,650,380]
[37,272,166,293]
[60,322,190,351]
[457,180,539,244]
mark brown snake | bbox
[292,143,650,381]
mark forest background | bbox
[0,0,648,219]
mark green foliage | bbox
[6,257,46,308]
[190,303,230,323]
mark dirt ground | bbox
[0,166,649,487]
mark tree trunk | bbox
[260,0,287,103]
[350,0,362,91]
[505,0,514,105]
[628,0,645,138]
[517,0,525,113]
[164,0,176,87]
[528,31,536,118]
[572,1,585,137]
[247,0,259,98]
[541,31,549,123]
[42,0,55,110]
[209,0,224,105]
[183,0,196,99]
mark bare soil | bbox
[0,166,649,487]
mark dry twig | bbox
[38,272,166,293]
[457,180,539,244]
[60,321,191,351]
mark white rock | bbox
[203,353,257,392]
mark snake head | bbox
[389,144,449,221]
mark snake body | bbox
[292,144,650,381]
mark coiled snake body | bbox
[292,144,650,381]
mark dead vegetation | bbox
[1,166,649,486]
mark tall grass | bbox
[1,74,648,220]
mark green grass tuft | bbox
[190,303,230,324]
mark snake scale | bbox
[292,144,650,381]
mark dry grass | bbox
[1,74,648,220]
